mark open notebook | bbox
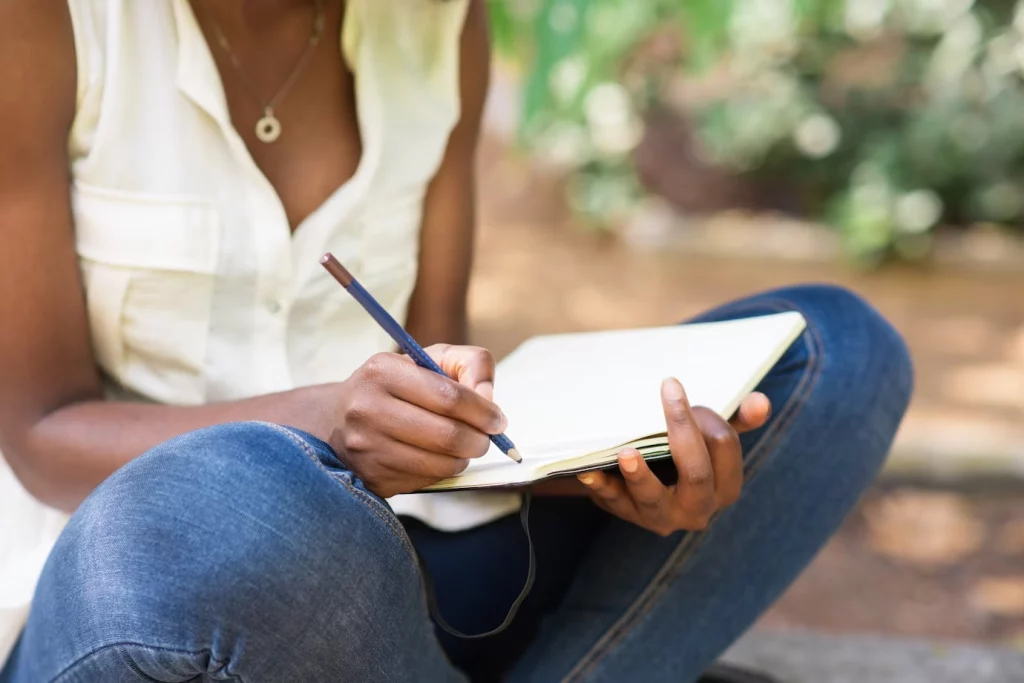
[424,311,807,492]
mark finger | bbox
[344,438,471,484]
[617,448,675,531]
[692,407,744,508]
[428,344,497,400]
[375,454,470,492]
[577,470,639,523]
[474,380,495,402]
[662,378,716,519]
[366,353,506,436]
[728,392,772,433]
[378,397,491,459]
[384,444,472,480]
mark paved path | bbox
[722,629,1024,683]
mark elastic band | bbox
[416,490,536,639]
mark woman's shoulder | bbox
[351,0,471,63]
[66,0,177,56]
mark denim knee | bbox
[31,422,423,672]
[785,283,912,398]
[767,284,914,462]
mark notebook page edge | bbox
[714,313,807,420]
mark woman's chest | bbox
[192,0,364,232]
[66,0,463,404]
[69,63,423,406]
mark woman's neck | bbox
[193,0,323,36]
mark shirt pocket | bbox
[72,183,220,406]
[357,188,425,310]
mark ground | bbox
[757,484,1024,646]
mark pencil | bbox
[320,253,522,464]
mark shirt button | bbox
[266,299,284,315]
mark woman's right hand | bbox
[329,345,507,499]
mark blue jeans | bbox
[1,285,913,683]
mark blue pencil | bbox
[321,252,521,464]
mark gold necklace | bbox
[204,0,326,143]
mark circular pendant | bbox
[255,114,282,143]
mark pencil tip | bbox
[508,448,522,463]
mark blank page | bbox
[455,312,806,482]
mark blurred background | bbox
[469,0,1024,667]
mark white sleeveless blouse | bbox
[0,0,521,664]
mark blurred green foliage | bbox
[488,0,1024,262]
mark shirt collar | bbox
[172,0,231,129]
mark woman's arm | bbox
[404,0,490,347]
[402,4,585,498]
[0,3,387,511]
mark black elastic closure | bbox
[416,490,536,639]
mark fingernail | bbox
[497,410,509,432]
[662,377,684,401]
[620,451,639,474]
[579,474,596,486]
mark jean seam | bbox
[51,642,242,683]
[118,646,166,683]
[733,301,827,476]
[261,422,420,565]
[561,298,826,683]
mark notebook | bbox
[424,311,807,491]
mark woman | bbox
[0,1,913,681]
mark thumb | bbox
[729,392,772,433]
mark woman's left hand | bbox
[577,378,771,537]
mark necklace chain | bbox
[203,0,326,143]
